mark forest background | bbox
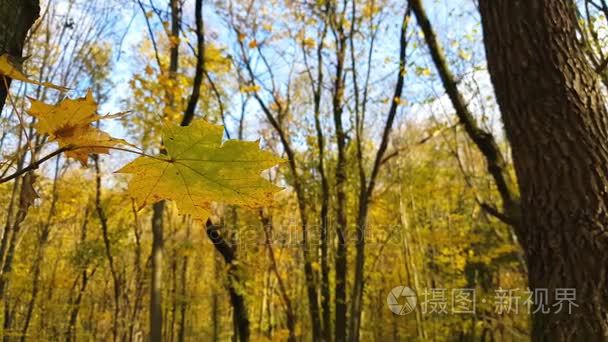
[2,0,601,340]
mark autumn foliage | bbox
[0,0,555,341]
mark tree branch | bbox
[181,0,204,127]
[205,219,234,264]
[410,0,521,226]
[136,0,163,71]
[0,147,67,184]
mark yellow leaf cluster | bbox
[302,37,316,50]
[458,49,472,61]
[27,90,127,165]
[416,66,432,77]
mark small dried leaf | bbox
[0,54,68,91]
[19,172,39,212]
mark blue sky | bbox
[70,0,501,171]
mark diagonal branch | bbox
[410,0,521,227]
[181,0,204,127]
[0,147,67,184]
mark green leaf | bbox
[116,120,284,221]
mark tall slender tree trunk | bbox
[129,201,145,342]
[150,1,181,340]
[94,156,121,341]
[177,224,190,342]
[409,0,520,227]
[1,171,37,341]
[19,156,61,340]
[150,201,165,342]
[398,185,426,340]
[479,0,608,339]
[66,267,94,342]
[259,212,296,342]
[211,255,221,341]
[169,248,178,342]
[237,13,323,340]
[206,220,250,342]
[330,11,349,341]
[65,208,93,342]
[309,18,331,340]
[348,8,410,340]
[20,226,49,341]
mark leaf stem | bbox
[0,143,163,184]
[77,145,164,160]
[0,147,67,183]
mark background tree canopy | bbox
[0,0,606,341]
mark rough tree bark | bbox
[479,0,608,339]
[0,0,39,112]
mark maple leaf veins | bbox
[116,120,284,222]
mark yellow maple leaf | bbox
[116,120,284,222]
[248,40,258,48]
[144,65,155,76]
[169,35,180,48]
[19,172,38,212]
[240,84,261,93]
[362,3,380,18]
[394,96,407,106]
[302,37,316,50]
[27,90,127,165]
[0,54,68,91]
[262,23,273,32]
[458,49,472,61]
[416,66,432,77]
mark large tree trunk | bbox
[479,0,608,339]
[0,0,39,112]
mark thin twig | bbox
[0,147,67,184]
[136,0,163,71]
[77,145,159,159]
[0,143,159,184]
[3,77,33,155]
